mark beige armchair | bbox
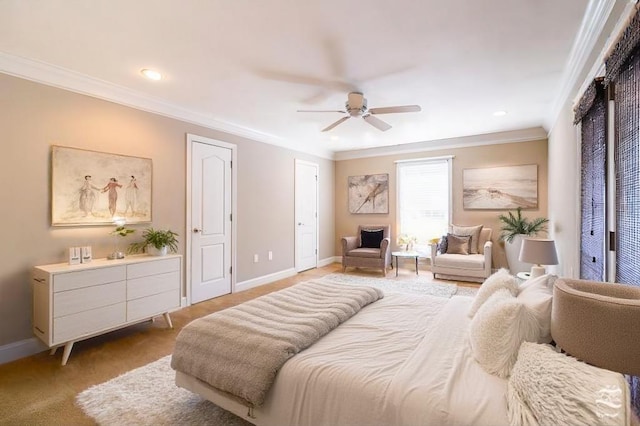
[551,278,640,377]
[429,228,493,283]
[341,225,392,276]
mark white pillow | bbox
[508,342,629,426]
[469,289,539,378]
[517,274,555,343]
[468,268,518,318]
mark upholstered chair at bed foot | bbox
[551,278,640,377]
[341,225,392,276]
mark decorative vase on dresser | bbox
[32,254,182,365]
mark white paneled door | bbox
[189,137,234,303]
[295,160,318,272]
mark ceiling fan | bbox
[298,92,421,132]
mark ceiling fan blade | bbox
[363,114,392,131]
[297,109,347,113]
[369,105,422,115]
[322,116,350,132]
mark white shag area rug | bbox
[76,355,250,426]
[319,273,478,298]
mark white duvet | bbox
[253,293,508,426]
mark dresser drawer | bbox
[127,257,180,280]
[53,266,126,292]
[54,281,126,318]
[127,271,179,300]
[53,302,126,344]
[127,289,180,322]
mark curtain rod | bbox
[394,155,455,164]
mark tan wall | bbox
[335,139,548,268]
[0,73,334,347]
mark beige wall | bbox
[335,139,549,268]
[0,73,334,348]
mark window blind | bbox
[577,80,607,281]
[614,49,640,288]
[396,158,451,253]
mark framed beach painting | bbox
[463,164,538,210]
[51,146,152,226]
[348,173,389,214]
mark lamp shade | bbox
[518,238,558,265]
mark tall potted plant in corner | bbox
[129,227,179,256]
[498,207,549,274]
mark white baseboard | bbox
[318,256,340,267]
[235,268,297,293]
[0,337,47,365]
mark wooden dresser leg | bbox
[163,312,173,329]
[61,342,74,366]
[50,347,58,356]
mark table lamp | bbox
[518,238,558,278]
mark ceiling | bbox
[0,0,590,158]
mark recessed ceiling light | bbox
[493,110,507,117]
[330,135,339,141]
[141,69,162,81]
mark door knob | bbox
[298,222,303,226]
[193,228,201,233]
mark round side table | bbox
[391,251,420,277]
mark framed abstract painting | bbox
[348,173,389,214]
[51,146,152,226]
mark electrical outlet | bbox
[268,251,273,261]
[253,254,259,263]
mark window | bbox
[396,156,453,253]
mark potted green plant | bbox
[498,207,549,273]
[108,225,135,259]
[129,227,179,256]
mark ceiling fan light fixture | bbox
[141,68,163,81]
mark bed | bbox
[172,275,633,426]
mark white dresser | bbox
[33,254,182,365]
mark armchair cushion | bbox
[346,248,383,259]
[446,234,471,255]
[437,235,448,254]
[452,224,483,254]
[360,229,384,248]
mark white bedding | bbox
[236,292,509,426]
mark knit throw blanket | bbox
[171,280,384,407]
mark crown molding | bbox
[0,52,334,160]
[333,127,547,161]
[543,0,619,132]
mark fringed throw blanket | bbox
[171,280,384,407]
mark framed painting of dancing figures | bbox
[51,146,152,226]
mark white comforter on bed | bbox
[252,292,508,426]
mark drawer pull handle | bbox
[35,326,44,334]
[33,278,45,283]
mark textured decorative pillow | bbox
[437,235,448,254]
[469,289,540,378]
[468,268,518,318]
[360,229,384,248]
[517,274,554,343]
[445,233,470,255]
[452,224,483,254]
[508,342,629,426]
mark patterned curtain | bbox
[575,80,606,281]
[607,6,640,416]
[613,51,640,288]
